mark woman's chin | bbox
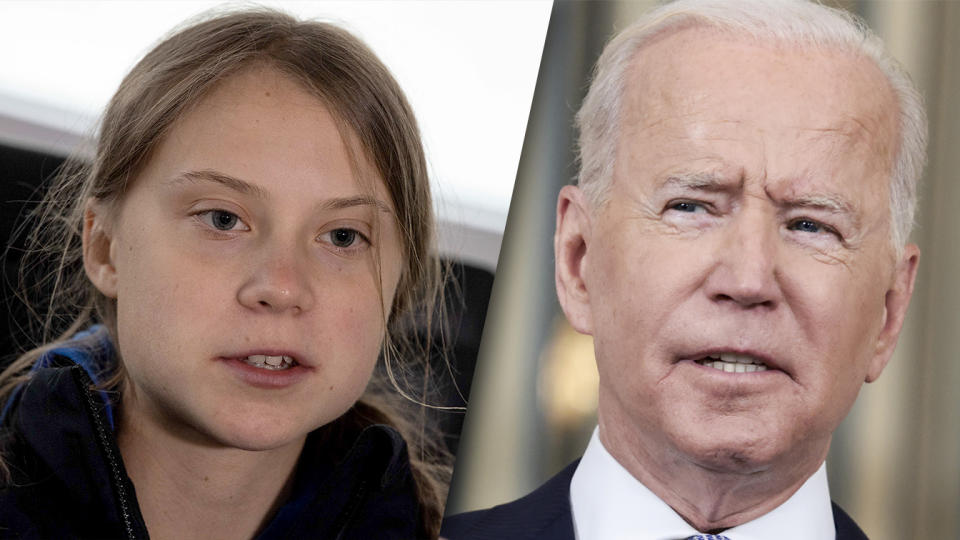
[221,429,309,454]
[198,413,322,453]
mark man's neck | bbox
[597,412,828,532]
[117,400,306,539]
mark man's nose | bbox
[703,207,782,309]
[236,243,315,315]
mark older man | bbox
[442,0,925,539]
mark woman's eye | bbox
[197,210,249,231]
[331,228,356,247]
[324,228,368,249]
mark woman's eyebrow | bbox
[167,169,393,214]
[166,169,268,199]
[320,195,394,215]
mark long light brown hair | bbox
[1,8,449,538]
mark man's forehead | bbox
[619,25,899,172]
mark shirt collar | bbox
[570,428,835,540]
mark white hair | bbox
[576,0,927,249]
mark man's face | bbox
[561,28,918,475]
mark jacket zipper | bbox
[73,366,139,540]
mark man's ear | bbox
[82,199,119,299]
[555,185,594,335]
[866,243,920,382]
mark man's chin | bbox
[683,445,776,475]
[662,409,836,479]
[669,428,785,475]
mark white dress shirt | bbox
[570,428,835,540]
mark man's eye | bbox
[197,210,249,231]
[668,201,707,213]
[788,218,827,235]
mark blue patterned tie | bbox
[686,535,732,540]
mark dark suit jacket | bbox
[441,461,869,539]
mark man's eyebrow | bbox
[661,171,739,192]
[661,171,859,218]
[780,192,856,215]
[167,169,268,199]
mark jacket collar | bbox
[2,324,117,429]
[7,326,421,538]
[12,361,145,537]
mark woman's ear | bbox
[554,185,594,335]
[82,198,119,298]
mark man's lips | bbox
[680,349,787,375]
[696,352,768,373]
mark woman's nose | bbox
[236,249,315,314]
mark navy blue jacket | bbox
[441,461,869,540]
[0,338,423,539]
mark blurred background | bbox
[0,1,551,455]
[446,2,960,539]
[0,0,552,271]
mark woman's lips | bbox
[241,354,297,370]
[219,356,311,389]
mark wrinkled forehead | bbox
[620,25,900,174]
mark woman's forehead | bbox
[141,65,394,211]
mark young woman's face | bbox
[89,66,404,451]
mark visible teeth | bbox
[242,354,295,370]
[718,353,763,365]
[697,355,769,373]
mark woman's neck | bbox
[117,398,306,539]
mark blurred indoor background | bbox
[446,2,960,539]
[0,0,553,271]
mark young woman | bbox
[0,8,449,539]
